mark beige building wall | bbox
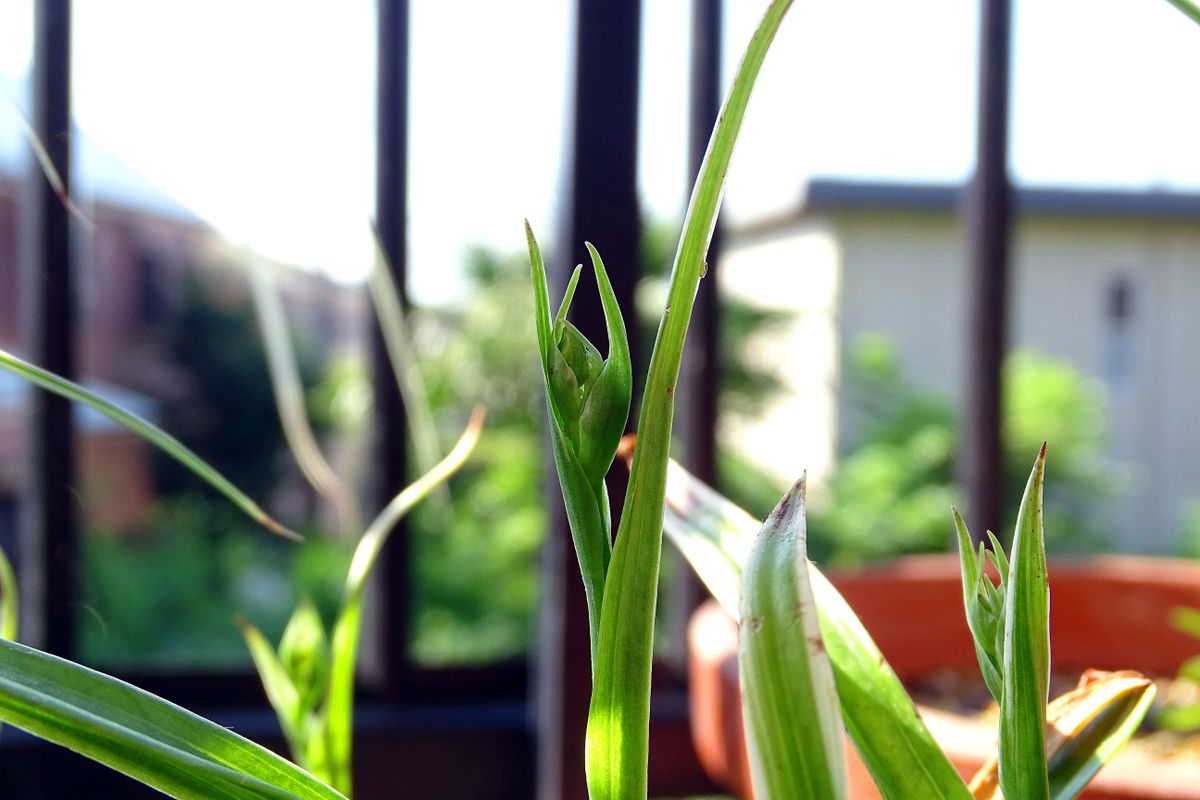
[719,219,842,503]
[725,204,1200,552]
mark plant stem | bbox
[584,2,794,797]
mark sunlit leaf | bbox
[998,446,1051,799]
[585,3,795,797]
[0,348,297,540]
[659,457,972,800]
[325,408,484,797]
[0,637,344,800]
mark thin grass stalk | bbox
[324,407,484,796]
[249,253,362,537]
[0,347,298,540]
[367,227,450,518]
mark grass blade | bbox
[586,3,793,797]
[368,225,450,518]
[739,478,847,799]
[324,408,484,796]
[998,445,1051,799]
[0,347,298,541]
[0,637,344,800]
[659,457,972,800]
[249,254,362,537]
[236,617,306,755]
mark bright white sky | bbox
[0,1,1198,304]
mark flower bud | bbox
[529,227,632,492]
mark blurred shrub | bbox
[407,245,546,665]
[81,495,348,668]
[799,335,1113,566]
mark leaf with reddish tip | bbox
[739,477,846,799]
[660,458,971,800]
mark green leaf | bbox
[998,445,1051,799]
[0,637,344,800]
[585,4,794,798]
[324,409,484,797]
[236,617,306,756]
[576,243,633,488]
[659,458,971,800]
[278,599,330,717]
[954,511,1005,703]
[0,544,16,642]
[0,347,297,541]
[250,255,362,538]
[1163,0,1200,25]
[367,226,451,521]
[739,478,846,799]
[526,225,625,662]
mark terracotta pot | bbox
[688,554,1200,799]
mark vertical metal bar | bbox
[961,0,1013,543]
[24,0,75,657]
[374,0,411,696]
[668,0,722,674]
[535,2,641,798]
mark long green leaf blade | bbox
[367,227,450,518]
[585,3,794,797]
[999,445,1051,799]
[659,458,972,800]
[739,478,846,800]
[250,255,362,537]
[325,408,483,796]
[236,617,306,756]
[0,347,297,540]
[0,638,344,800]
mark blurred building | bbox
[0,150,365,534]
[722,178,1200,552]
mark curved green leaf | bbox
[526,225,619,662]
[325,408,484,796]
[659,458,972,800]
[0,348,297,540]
[1163,0,1200,25]
[0,637,344,800]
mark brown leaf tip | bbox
[616,434,637,468]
